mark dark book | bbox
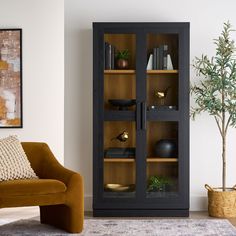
[111,45,115,69]
[104,42,109,69]
[105,42,112,69]
[104,148,136,158]
[163,44,168,70]
[156,48,160,69]
[153,48,157,70]
[159,45,164,70]
[104,42,106,69]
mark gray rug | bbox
[0,218,236,236]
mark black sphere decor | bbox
[154,139,177,158]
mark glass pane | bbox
[146,121,178,198]
[146,33,179,111]
[104,74,136,111]
[147,76,178,110]
[103,121,136,198]
[104,34,136,111]
[104,34,136,70]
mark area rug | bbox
[0,218,236,236]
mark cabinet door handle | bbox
[136,102,141,130]
[141,102,146,130]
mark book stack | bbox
[104,148,136,158]
[146,44,174,70]
[104,42,115,70]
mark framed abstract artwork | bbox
[0,29,22,128]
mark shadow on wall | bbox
[64,28,93,195]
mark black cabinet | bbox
[93,22,189,216]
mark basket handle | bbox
[232,184,236,190]
[205,184,214,191]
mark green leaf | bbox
[191,21,236,129]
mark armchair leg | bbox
[40,204,83,233]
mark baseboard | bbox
[84,195,208,212]
[84,195,93,211]
[190,195,208,211]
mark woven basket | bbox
[205,184,236,218]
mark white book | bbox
[167,54,173,70]
[146,54,153,70]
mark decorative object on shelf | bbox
[148,105,177,111]
[154,139,177,158]
[0,29,22,128]
[146,54,153,70]
[108,99,136,110]
[104,147,135,158]
[153,48,159,70]
[116,49,130,69]
[104,183,135,192]
[147,176,172,192]
[154,86,171,106]
[167,54,174,70]
[111,130,129,142]
[191,22,236,218]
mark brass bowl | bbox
[104,184,133,192]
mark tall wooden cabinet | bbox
[93,22,189,216]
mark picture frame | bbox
[0,29,22,128]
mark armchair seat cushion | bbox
[0,179,66,196]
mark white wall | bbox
[0,0,64,163]
[65,0,236,211]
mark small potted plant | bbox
[116,49,130,69]
[191,22,236,218]
[147,176,172,192]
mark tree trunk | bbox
[222,133,226,191]
[222,72,226,191]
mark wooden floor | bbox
[0,207,236,227]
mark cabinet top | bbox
[93,22,190,29]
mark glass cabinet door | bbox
[145,33,180,199]
[103,33,137,198]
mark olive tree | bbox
[191,22,236,191]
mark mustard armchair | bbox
[0,142,84,233]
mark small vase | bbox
[116,59,128,69]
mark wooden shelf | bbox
[147,70,178,74]
[104,158,135,162]
[147,158,178,162]
[104,70,135,74]
[104,70,178,75]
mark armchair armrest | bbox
[21,142,84,233]
[21,142,83,188]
